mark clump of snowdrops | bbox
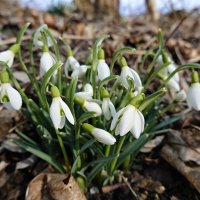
[0,23,200,191]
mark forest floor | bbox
[0,5,200,200]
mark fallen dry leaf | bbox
[26,173,87,200]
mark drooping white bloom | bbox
[175,90,186,102]
[120,66,142,91]
[0,83,22,110]
[91,128,116,145]
[97,59,110,81]
[83,101,102,116]
[50,97,74,129]
[64,56,80,77]
[186,83,200,111]
[40,52,56,77]
[158,55,180,91]
[71,65,88,78]
[111,104,144,139]
[0,50,15,67]
[33,24,53,48]
[102,98,116,120]
[75,83,93,100]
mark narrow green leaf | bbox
[15,140,65,173]
[77,112,96,125]
[110,47,136,72]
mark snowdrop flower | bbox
[33,24,53,48]
[0,44,20,67]
[71,65,88,78]
[64,50,80,77]
[74,96,102,116]
[83,123,116,145]
[50,86,74,129]
[119,57,142,91]
[40,45,56,77]
[175,90,186,102]
[187,83,200,110]
[101,87,116,120]
[157,54,180,91]
[186,70,200,111]
[97,49,110,81]
[75,83,93,100]
[111,104,144,139]
[0,71,22,110]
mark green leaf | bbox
[16,22,30,43]
[152,115,182,131]
[16,130,39,147]
[95,35,110,47]
[116,134,149,168]
[77,112,96,125]
[99,75,119,88]
[41,62,63,110]
[15,140,65,173]
[86,154,117,185]
[110,47,136,72]
[139,88,166,111]
[71,139,96,173]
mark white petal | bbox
[0,50,14,67]
[91,128,116,145]
[120,66,133,89]
[40,52,55,77]
[130,68,142,88]
[83,101,102,116]
[50,98,61,129]
[168,78,180,91]
[108,100,116,117]
[58,115,66,129]
[84,83,93,96]
[187,83,200,111]
[68,56,80,70]
[6,84,22,110]
[97,60,110,81]
[102,98,111,120]
[33,24,53,48]
[71,69,81,77]
[115,105,136,136]
[110,107,126,131]
[59,98,75,125]
[75,91,92,100]
[4,102,13,111]
[130,110,145,139]
[176,90,186,102]
[168,63,179,82]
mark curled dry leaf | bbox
[26,173,87,200]
[140,135,164,153]
[16,155,37,170]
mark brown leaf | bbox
[26,173,87,200]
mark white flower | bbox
[175,90,186,102]
[167,78,180,91]
[64,56,80,77]
[71,65,88,78]
[91,128,116,145]
[0,50,15,67]
[111,104,144,139]
[120,66,142,90]
[75,83,93,100]
[186,83,200,111]
[97,59,110,81]
[40,52,56,77]
[102,98,116,120]
[33,24,53,48]
[0,83,22,110]
[83,101,102,116]
[158,55,180,91]
[50,97,74,129]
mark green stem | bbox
[55,129,70,171]
[109,135,126,175]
